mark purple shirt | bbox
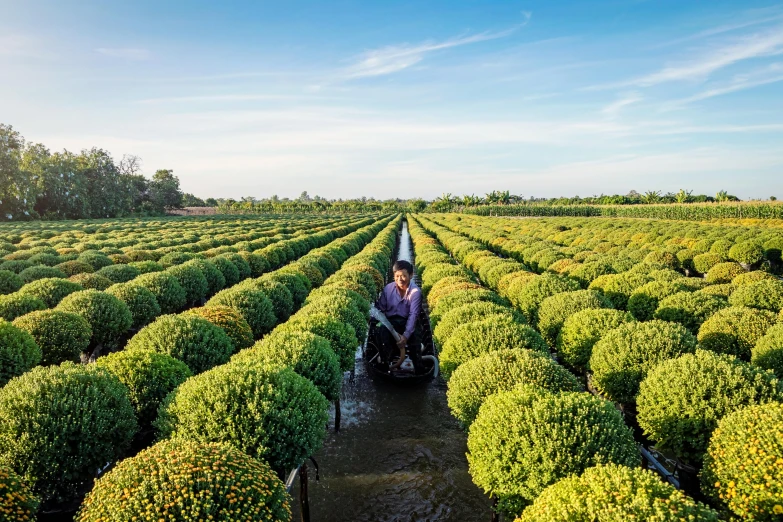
[376,281,421,340]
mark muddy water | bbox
[294,220,492,522]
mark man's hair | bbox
[392,260,414,275]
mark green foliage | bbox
[0,363,137,503]
[254,279,295,323]
[556,308,636,372]
[447,348,581,427]
[440,316,549,379]
[127,260,163,274]
[0,261,33,274]
[430,288,507,328]
[125,314,234,374]
[0,270,23,295]
[216,252,252,281]
[752,323,783,378]
[68,272,114,290]
[732,270,776,286]
[0,463,39,521]
[105,282,161,329]
[17,277,83,308]
[512,273,581,324]
[185,258,225,295]
[76,440,291,522]
[133,271,188,314]
[729,279,783,313]
[434,301,525,347]
[693,252,724,274]
[0,320,41,386]
[55,289,132,348]
[185,305,254,351]
[516,464,719,522]
[210,256,241,287]
[701,402,783,520]
[537,290,611,346]
[12,310,90,365]
[233,330,342,402]
[0,293,46,321]
[157,251,200,268]
[600,272,653,310]
[706,262,746,284]
[654,291,728,333]
[636,349,782,463]
[96,350,191,429]
[95,264,139,283]
[264,272,309,308]
[697,306,777,360]
[206,284,276,339]
[728,241,765,266]
[18,265,66,283]
[467,390,638,518]
[77,251,113,270]
[299,295,368,342]
[644,250,680,270]
[282,313,358,371]
[590,320,697,404]
[166,262,209,304]
[156,363,328,475]
[697,283,735,298]
[627,280,688,321]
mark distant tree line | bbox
[0,124,201,221]
[217,191,427,214]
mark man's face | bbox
[394,269,411,291]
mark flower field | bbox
[0,212,400,520]
[409,213,783,520]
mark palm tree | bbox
[641,190,661,204]
[715,190,729,202]
[675,189,693,204]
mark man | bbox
[374,259,423,373]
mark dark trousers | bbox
[377,315,423,373]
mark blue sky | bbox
[2,1,783,200]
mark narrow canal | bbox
[294,220,492,521]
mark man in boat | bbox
[374,259,423,373]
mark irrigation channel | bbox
[291,220,492,522]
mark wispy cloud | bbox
[666,62,783,107]
[651,10,783,49]
[602,92,642,118]
[96,47,151,60]
[343,25,521,79]
[137,94,318,104]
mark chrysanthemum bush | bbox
[515,464,719,522]
[0,464,39,522]
[299,296,368,342]
[96,349,192,429]
[12,310,90,366]
[0,363,137,503]
[0,270,23,295]
[0,293,46,321]
[627,280,689,321]
[728,240,765,267]
[536,289,611,346]
[18,265,66,284]
[279,313,358,371]
[133,271,187,314]
[17,277,83,308]
[76,440,291,522]
[94,264,139,284]
[433,301,525,348]
[184,305,254,351]
[440,316,548,380]
[68,272,113,290]
[653,291,728,334]
[232,330,342,402]
[636,349,783,464]
[706,262,746,284]
[599,272,653,310]
[697,305,777,360]
[467,388,639,518]
[589,320,697,405]
[446,348,581,427]
[0,320,41,387]
[511,273,581,325]
[206,282,276,339]
[156,362,328,475]
[55,289,132,352]
[165,262,209,305]
[555,309,636,372]
[125,314,234,374]
[700,402,783,521]
[430,288,508,328]
[752,323,783,378]
[104,282,161,330]
[728,279,783,313]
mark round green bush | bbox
[77,252,113,270]
[0,261,33,274]
[706,262,746,284]
[54,260,94,276]
[516,464,719,522]
[447,348,581,427]
[127,260,163,274]
[752,323,783,378]
[440,316,549,380]
[94,264,139,284]
[133,271,188,314]
[677,277,711,291]
[104,282,161,329]
[565,262,616,288]
[601,272,653,310]
[537,290,611,346]
[0,463,39,521]
[710,240,734,257]
[693,252,725,274]
[206,284,276,339]
[644,251,680,270]
[654,291,728,333]
[17,277,83,308]
[729,241,765,266]
[306,286,369,317]
[0,363,137,503]
[56,290,132,349]
[185,258,225,296]
[427,279,484,310]
[166,263,209,304]
[210,256,241,287]
[12,310,90,366]
[76,439,291,522]
[512,273,582,325]
[18,266,66,284]
[216,252,252,281]
[0,294,46,322]
[697,283,735,298]
[233,330,342,402]
[68,273,114,290]
[0,270,23,295]
[96,349,191,429]
[636,349,782,463]
[238,251,271,277]
[282,313,358,371]
[125,314,234,374]
[430,288,507,328]
[254,279,294,323]
[648,268,685,282]
[157,251,200,268]
[732,270,776,286]
[590,320,697,404]
[627,281,688,321]
[467,389,639,517]
[328,269,377,300]
[701,402,783,520]
[729,279,783,313]
[156,362,328,475]
[0,320,41,387]
[556,308,636,372]
[299,295,368,341]
[434,301,525,348]
[697,306,777,360]
[264,272,309,308]
[185,305,254,351]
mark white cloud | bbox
[601,92,642,118]
[95,47,151,60]
[666,62,783,107]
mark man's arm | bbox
[402,288,421,341]
[375,284,388,312]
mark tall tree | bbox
[0,124,37,220]
[148,169,183,212]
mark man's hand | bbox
[396,334,407,348]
